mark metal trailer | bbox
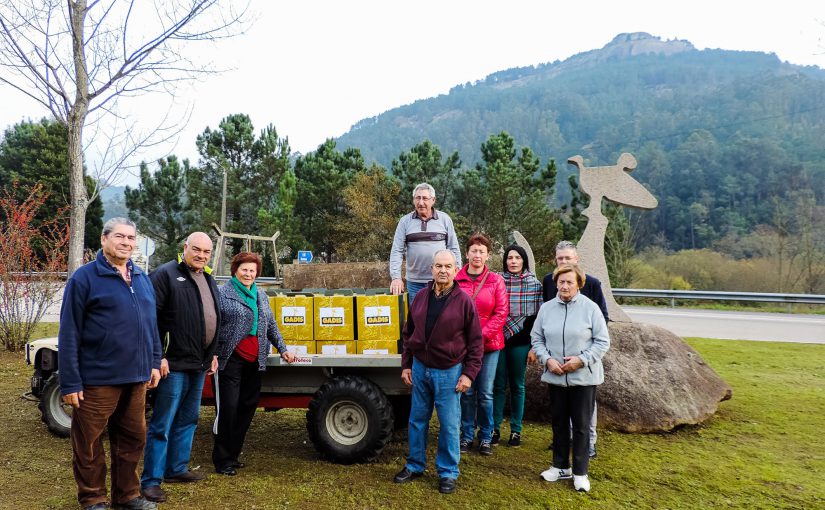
[26,339,412,464]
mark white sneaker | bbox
[573,474,591,492]
[539,466,572,481]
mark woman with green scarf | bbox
[212,252,296,475]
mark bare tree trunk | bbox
[66,0,90,274]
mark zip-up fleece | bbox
[401,282,484,381]
[151,259,221,372]
[58,250,162,395]
[530,293,610,387]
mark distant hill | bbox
[335,32,825,250]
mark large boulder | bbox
[523,321,732,432]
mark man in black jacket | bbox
[140,232,221,503]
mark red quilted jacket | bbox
[454,265,508,352]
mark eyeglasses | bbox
[108,233,136,242]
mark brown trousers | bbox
[70,383,147,507]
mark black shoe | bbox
[459,439,471,453]
[490,430,500,445]
[393,467,423,483]
[478,440,492,456]
[112,497,157,510]
[216,466,237,476]
[508,432,522,447]
[232,461,246,469]
[439,477,457,494]
[141,485,167,503]
[83,504,107,510]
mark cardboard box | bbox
[355,294,404,342]
[279,340,316,356]
[355,340,398,355]
[271,294,314,341]
[316,340,356,355]
[313,295,355,341]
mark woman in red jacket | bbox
[454,233,508,456]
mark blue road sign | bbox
[298,250,313,264]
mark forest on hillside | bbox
[1,36,823,294]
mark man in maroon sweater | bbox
[393,249,484,494]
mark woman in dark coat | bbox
[212,252,295,475]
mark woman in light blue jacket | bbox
[531,264,609,493]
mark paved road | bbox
[624,306,825,344]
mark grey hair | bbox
[555,240,578,253]
[412,183,436,199]
[431,249,457,265]
[102,217,136,235]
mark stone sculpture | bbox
[568,153,657,322]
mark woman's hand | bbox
[546,358,564,375]
[527,349,537,364]
[281,351,296,364]
[561,356,584,372]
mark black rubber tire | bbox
[306,376,394,464]
[39,374,71,438]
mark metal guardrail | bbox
[613,288,825,305]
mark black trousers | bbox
[212,352,262,470]
[548,384,596,476]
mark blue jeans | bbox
[141,370,205,487]
[406,280,428,309]
[406,358,462,479]
[460,350,500,443]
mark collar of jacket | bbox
[555,292,582,305]
[177,253,213,274]
[225,282,257,309]
[94,249,142,277]
[455,263,489,283]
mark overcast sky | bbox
[0,0,822,186]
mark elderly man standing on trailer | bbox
[389,182,462,306]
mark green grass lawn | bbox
[2,336,823,509]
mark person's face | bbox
[555,248,579,267]
[100,224,136,263]
[556,271,580,302]
[183,233,213,271]
[413,190,435,217]
[506,250,524,273]
[235,262,258,288]
[467,244,489,270]
[431,252,457,286]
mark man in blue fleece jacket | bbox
[59,218,162,510]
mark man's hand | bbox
[455,374,472,393]
[207,355,218,375]
[561,356,584,373]
[160,358,170,378]
[62,391,83,409]
[546,358,565,376]
[390,278,405,295]
[527,349,537,364]
[147,368,161,389]
[401,368,412,386]
[281,351,296,364]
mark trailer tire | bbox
[39,374,71,438]
[306,376,393,464]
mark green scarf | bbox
[230,276,258,336]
